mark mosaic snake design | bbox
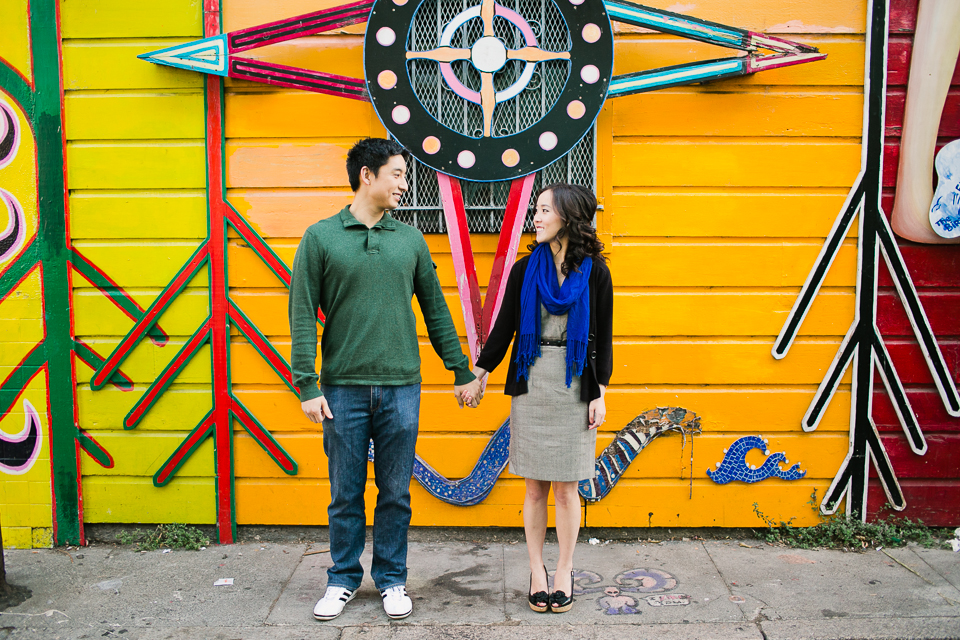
[368,406,700,506]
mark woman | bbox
[469,183,613,613]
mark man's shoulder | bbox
[386,215,422,235]
[302,212,345,240]
[386,215,429,246]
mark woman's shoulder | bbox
[509,254,532,276]
[588,254,611,277]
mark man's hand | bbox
[454,378,483,408]
[301,396,333,423]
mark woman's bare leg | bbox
[891,0,960,243]
[524,478,552,594]
[552,480,582,595]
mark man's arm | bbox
[288,230,329,420]
[412,238,480,405]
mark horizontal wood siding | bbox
[57,0,959,528]
[62,0,213,525]
[868,0,960,524]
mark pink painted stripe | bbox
[230,58,368,101]
[744,52,827,74]
[437,172,483,361]
[229,0,374,52]
[481,173,535,340]
[232,60,363,88]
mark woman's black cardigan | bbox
[474,254,613,403]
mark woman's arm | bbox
[474,258,525,373]
[589,384,606,429]
[595,264,614,387]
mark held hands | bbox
[454,376,483,409]
[301,396,333,423]
[455,367,487,408]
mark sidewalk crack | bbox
[903,546,960,593]
[265,543,306,622]
[501,543,507,619]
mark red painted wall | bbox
[870,0,960,525]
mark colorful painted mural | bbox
[1,0,958,547]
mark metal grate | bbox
[393,0,596,234]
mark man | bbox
[289,138,482,621]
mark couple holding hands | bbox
[289,138,613,621]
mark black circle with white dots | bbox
[364,0,613,182]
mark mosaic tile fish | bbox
[707,435,805,484]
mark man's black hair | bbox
[346,138,410,191]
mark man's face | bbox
[362,154,408,210]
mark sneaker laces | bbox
[324,586,352,602]
[382,585,407,599]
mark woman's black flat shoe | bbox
[549,570,575,613]
[528,565,550,612]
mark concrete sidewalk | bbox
[1,532,958,640]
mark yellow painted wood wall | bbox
[63,0,865,530]
[0,0,51,548]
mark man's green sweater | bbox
[288,206,476,401]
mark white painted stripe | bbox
[610,59,741,92]
[605,2,741,44]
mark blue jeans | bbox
[321,384,420,591]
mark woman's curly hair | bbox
[527,183,606,275]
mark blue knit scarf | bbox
[515,243,592,387]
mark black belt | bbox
[540,339,567,347]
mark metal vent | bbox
[392,0,597,233]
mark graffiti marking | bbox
[646,594,691,607]
[0,400,43,475]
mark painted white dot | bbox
[471,36,508,73]
[457,150,476,168]
[569,0,584,4]
[539,131,558,151]
[377,27,396,46]
[392,105,410,124]
[580,65,600,84]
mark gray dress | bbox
[508,304,595,481]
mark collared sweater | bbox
[288,206,475,401]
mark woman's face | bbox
[534,190,565,246]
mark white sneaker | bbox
[313,586,355,621]
[381,585,413,619]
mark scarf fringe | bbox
[565,339,588,388]
[515,333,542,381]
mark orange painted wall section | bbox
[6,0,939,536]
